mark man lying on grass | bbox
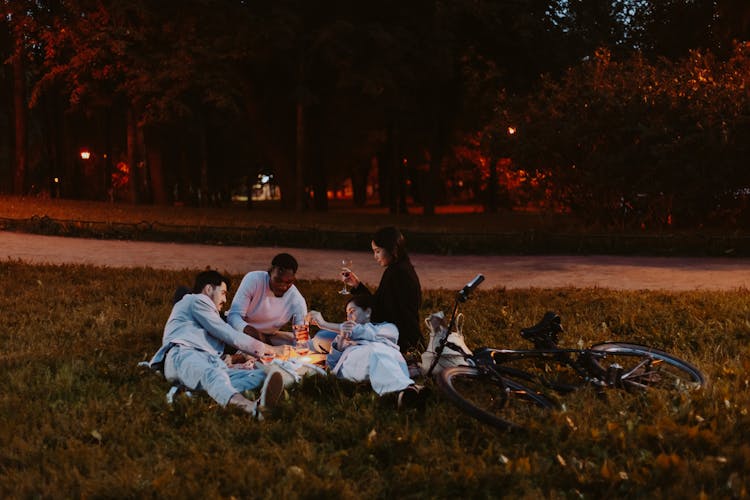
[148,270,289,419]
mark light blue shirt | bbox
[149,293,266,368]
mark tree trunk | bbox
[351,159,370,207]
[486,156,498,213]
[126,106,138,203]
[12,34,27,195]
[146,130,167,205]
[311,153,328,210]
[104,111,113,201]
[295,99,305,211]
[308,105,327,211]
[198,118,208,205]
[136,117,150,202]
[384,122,403,214]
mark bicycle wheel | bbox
[437,366,557,431]
[589,342,705,391]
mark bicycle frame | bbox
[477,347,612,392]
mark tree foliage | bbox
[507,43,750,228]
[1,0,748,226]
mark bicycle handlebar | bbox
[458,274,485,302]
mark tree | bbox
[29,0,253,204]
[508,43,750,228]
[2,0,37,195]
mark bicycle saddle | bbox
[520,311,563,348]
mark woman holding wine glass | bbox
[311,227,423,357]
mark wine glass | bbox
[339,259,353,294]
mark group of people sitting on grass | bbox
[146,226,425,419]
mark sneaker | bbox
[397,384,423,410]
[259,367,284,410]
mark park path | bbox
[2,230,750,291]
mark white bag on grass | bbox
[420,311,472,375]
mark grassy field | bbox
[1,261,748,498]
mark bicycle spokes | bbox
[597,354,700,391]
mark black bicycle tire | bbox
[437,365,557,431]
[589,342,706,389]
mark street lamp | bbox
[80,149,91,160]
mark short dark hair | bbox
[372,226,408,263]
[271,253,298,273]
[192,270,230,293]
[346,293,373,312]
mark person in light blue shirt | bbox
[307,294,422,408]
[149,270,287,418]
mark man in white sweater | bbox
[227,253,307,346]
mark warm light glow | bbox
[53,178,59,183]
[80,149,91,160]
[507,127,517,135]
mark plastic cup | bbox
[293,323,310,355]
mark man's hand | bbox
[243,324,263,341]
[273,331,296,345]
[273,344,293,358]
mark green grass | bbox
[1,261,748,498]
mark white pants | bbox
[164,346,266,406]
[335,343,414,396]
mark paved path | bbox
[2,230,750,291]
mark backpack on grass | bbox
[420,311,472,375]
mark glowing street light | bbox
[80,149,91,160]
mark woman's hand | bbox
[340,320,357,339]
[342,269,360,289]
[306,310,324,326]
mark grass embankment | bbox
[2,195,749,255]
[1,261,748,498]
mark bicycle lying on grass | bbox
[426,275,706,431]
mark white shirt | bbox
[227,271,307,334]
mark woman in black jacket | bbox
[344,226,423,354]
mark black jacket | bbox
[352,259,422,352]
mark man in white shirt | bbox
[227,253,307,345]
[149,270,286,418]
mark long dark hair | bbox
[372,226,410,264]
[345,293,373,312]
